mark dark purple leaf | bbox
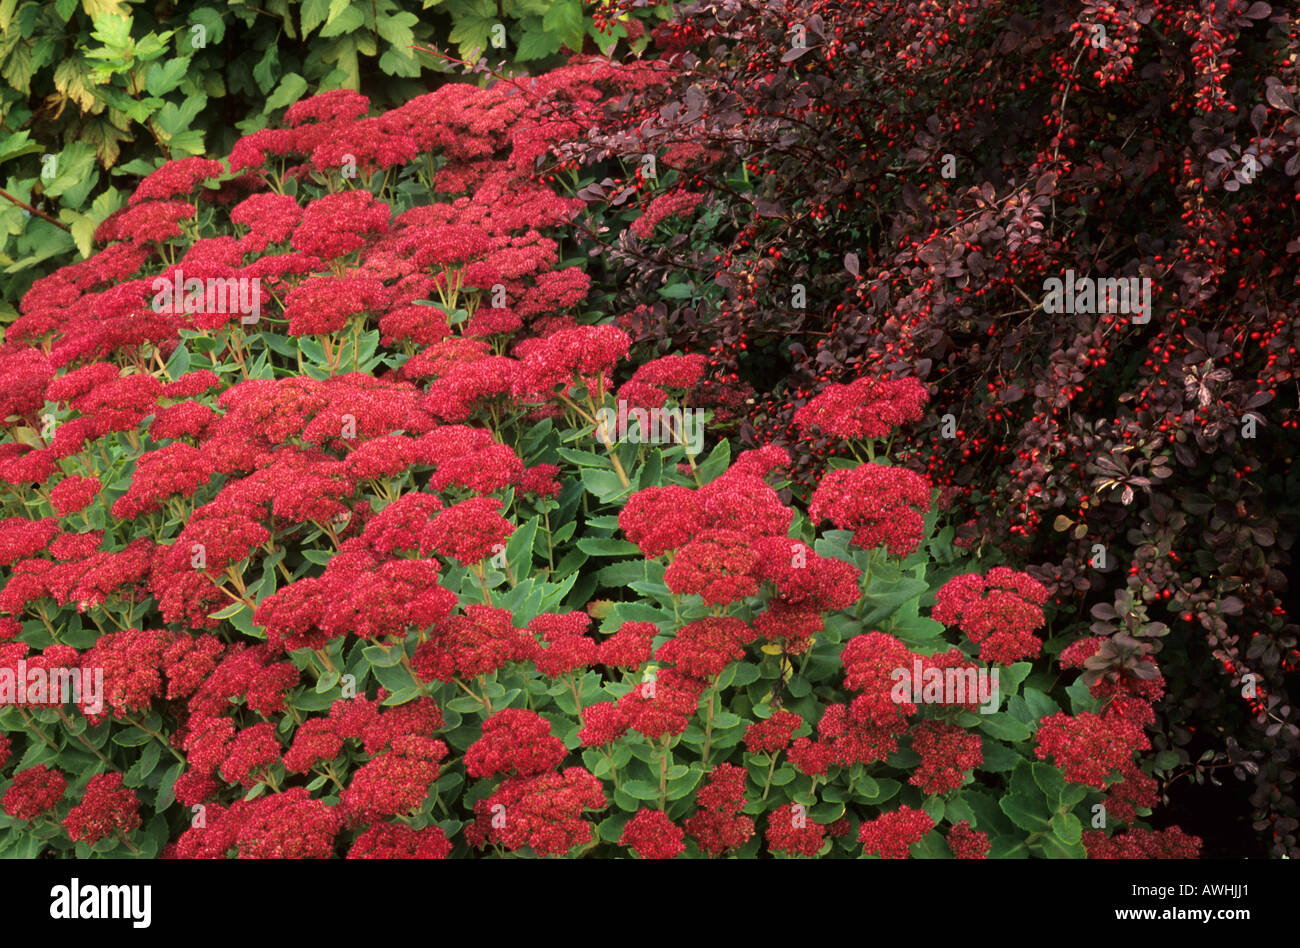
[1266,83,1294,111]
[1219,596,1244,616]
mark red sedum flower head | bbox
[3,764,67,820]
[579,701,630,747]
[49,476,101,516]
[858,805,934,858]
[513,325,630,397]
[655,617,755,679]
[809,463,932,557]
[947,821,990,858]
[766,802,827,857]
[620,808,686,859]
[466,767,606,856]
[932,567,1050,665]
[348,822,452,859]
[619,485,707,558]
[1034,710,1150,788]
[1082,826,1202,859]
[63,772,141,844]
[794,376,929,441]
[464,708,567,779]
[744,711,804,755]
[420,496,514,565]
[663,529,760,605]
[908,721,983,795]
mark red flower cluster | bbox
[467,767,606,857]
[765,802,827,857]
[413,605,535,682]
[172,788,342,858]
[618,485,705,558]
[3,765,67,820]
[579,701,630,747]
[684,763,754,856]
[1082,827,1202,859]
[63,773,141,844]
[654,617,756,679]
[663,529,760,605]
[931,567,1050,665]
[857,805,934,859]
[464,709,567,778]
[794,376,929,442]
[341,737,447,824]
[348,823,452,859]
[947,821,990,859]
[1034,711,1151,788]
[744,711,804,755]
[908,721,983,795]
[513,325,631,398]
[619,808,686,859]
[808,464,932,556]
[420,497,514,565]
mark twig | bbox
[0,187,71,231]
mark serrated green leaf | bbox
[145,57,189,96]
[1052,811,1083,844]
[448,13,497,59]
[542,0,585,51]
[252,44,280,94]
[265,72,308,113]
[516,24,560,61]
[301,0,330,35]
[376,10,417,49]
[322,2,364,37]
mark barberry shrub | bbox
[0,66,1198,857]
[552,0,1300,855]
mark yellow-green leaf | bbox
[69,213,96,258]
[53,56,102,112]
[81,0,130,19]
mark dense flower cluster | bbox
[931,568,1050,666]
[348,823,452,859]
[464,710,567,779]
[1034,712,1151,789]
[466,768,607,857]
[765,802,827,858]
[62,773,141,845]
[908,722,983,796]
[744,711,803,755]
[3,765,67,821]
[794,377,929,442]
[857,806,935,859]
[808,464,932,556]
[1082,827,1203,859]
[619,808,686,859]
[0,38,1204,862]
[684,764,754,857]
[947,821,990,859]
